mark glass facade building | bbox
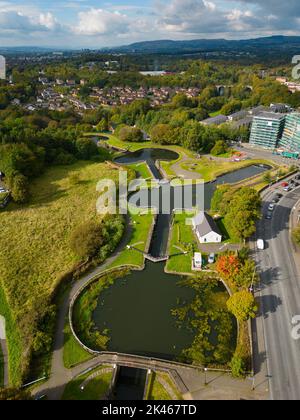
[249,112,286,149]
[279,113,300,152]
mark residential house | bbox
[192,212,223,244]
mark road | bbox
[252,183,300,400]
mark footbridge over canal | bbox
[127,245,187,263]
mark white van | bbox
[257,239,265,250]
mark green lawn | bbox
[62,368,113,400]
[209,110,223,117]
[63,323,93,369]
[0,161,123,384]
[147,372,182,401]
[109,209,154,269]
[166,212,198,275]
[128,162,152,180]
[181,157,275,183]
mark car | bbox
[268,203,275,211]
[208,253,215,264]
[284,185,292,192]
[266,211,273,220]
[272,195,281,203]
[295,175,300,180]
[281,182,289,187]
[257,239,265,250]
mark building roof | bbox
[254,111,286,121]
[192,212,222,238]
[201,115,228,125]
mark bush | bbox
[10,173,30,204]
[230,355,246,378]
[211,140,228,156]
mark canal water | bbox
[112,367,147,400]
[92,150,269,398]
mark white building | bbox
[192,212,222,244]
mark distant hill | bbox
[106,36,300,55]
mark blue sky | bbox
[0,0,300,48]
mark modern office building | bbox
[279,113,300,152]
[249,112,286,149]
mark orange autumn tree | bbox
[216,254,240,282]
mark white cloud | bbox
[75,8,130,36]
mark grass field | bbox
[63,322,93,369]
[108,209,154,270]
[166,212,197,274]
[62,368,113,400]
[0,161,123,384]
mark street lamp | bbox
[204,368,208,386]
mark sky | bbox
[0,0,300,48]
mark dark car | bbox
[265,211,273,220]
[295,175,300,180]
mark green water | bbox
[93,262,195,360]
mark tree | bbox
[216,254,240,282]
[151,124,175,145]
[211,140,228,156]
[0,388,33,400]
[75,138,99,159]
[119,126,144,143]
[70,220,105,260]
[227,290,258,322]
[234,259,258,289]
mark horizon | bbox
[1,34,299,52]
[1,1,300,49]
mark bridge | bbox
[127,245,188,263]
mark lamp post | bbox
[204,368,208,386]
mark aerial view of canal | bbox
[89,149,269,361]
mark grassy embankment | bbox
[166,212,197,275]
[146,372,183,401]
[62,367,113,400]
[0,161,125,385]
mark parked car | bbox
[208,253,215,264]
[295,174,300,180]
[268,203,275,212]
[266,211,273,220]
[284,185,292,192]
[257,239,265,250]
[281,182,289,187]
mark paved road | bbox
[252,184,300,400]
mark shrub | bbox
[10,173,30,204]
[227,291,258,322]
[70,220,106,260]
